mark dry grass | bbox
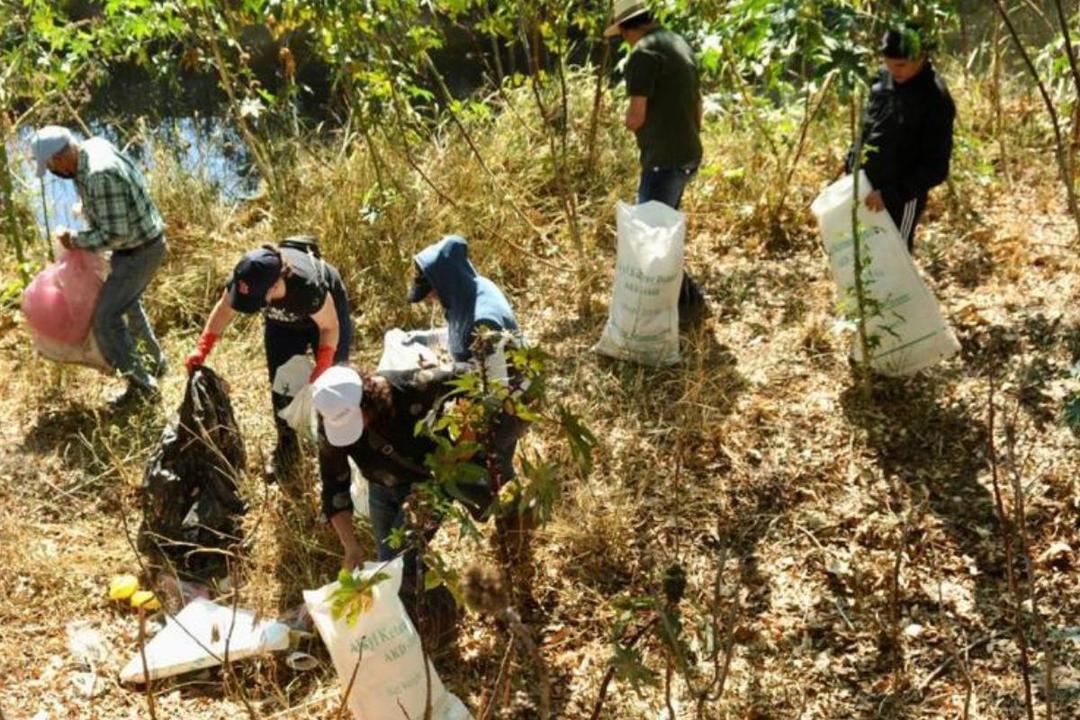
[2,65,1080,719]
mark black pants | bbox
[884,194,927,254]
[265,288,353,447]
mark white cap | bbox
[31,126,76,178]
[312,366,364,447]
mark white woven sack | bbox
[593,201,685,366]
[811,172,959,376]
[303,558,472,720]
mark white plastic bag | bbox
[303,558,472,720]
[377,328,448,373]
[810,172,959,376]
[593,201,685,366]
[119,599,290,684]
[275,355,317,441]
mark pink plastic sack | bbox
[22,249,106,345]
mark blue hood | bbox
[414,236,518,361]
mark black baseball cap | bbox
[406,263,433,303]
[881,25,927,60]
[227,248,282,313]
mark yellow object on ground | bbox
[130,590,161,611]
[109,575,140,601]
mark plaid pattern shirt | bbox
[74,137,165,251]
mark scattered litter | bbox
[810,172,960,375]
[304,558,473,720]
[130,590,161,611]
[119,598,290,684]
[278,603,314,635]
[594,201,685,367]
[66,622,110,699]
[70,670,107,699]
[108,575,139,601]
[285,651,319,672]
[66,621,109,666]
[903,623,925,639]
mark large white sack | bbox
[593,201,685,366]
[303,558,472,720]
[119,598,290,684]
[811,172,959,376]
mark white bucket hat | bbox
[604,0,652,38]
[312,366,365,447]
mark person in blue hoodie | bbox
[407,235,527,485]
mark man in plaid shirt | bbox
[32,126,167,403]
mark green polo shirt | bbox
[625,27,704,170]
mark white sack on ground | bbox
[303,558,472,720]
[593,201,685,366]
[119,598,290,684]
[810,172,959,376]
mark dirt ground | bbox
[2,82,1080,718]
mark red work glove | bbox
[185,332,219,374]
[310,344,335,382]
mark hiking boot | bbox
[678,273,711,329]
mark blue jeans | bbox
[637,164,698,210]
[637,164,706,312]
[368,482,417,577]
[94,237,166,390]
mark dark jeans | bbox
[637,164,705,312]
[636,164,698,209]
[94,237,166,389]
[265,286,352,447]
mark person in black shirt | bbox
[312,365,492,639]
[847,25,956,253]
[607,0,707,318]
[185,236,353,480]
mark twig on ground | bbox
[137,607,158,720]
[337,639,365,719]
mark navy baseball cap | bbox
[227,248,282,313]
[406,263,433,303]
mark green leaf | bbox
[329,571,390,627]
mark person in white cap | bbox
[312,364,485,645]
[605,1,708,322]
[31,125,167,404]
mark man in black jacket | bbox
[848,25,956,253]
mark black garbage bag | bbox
[138,366,247,579]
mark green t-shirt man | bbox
[624,27,703,171]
